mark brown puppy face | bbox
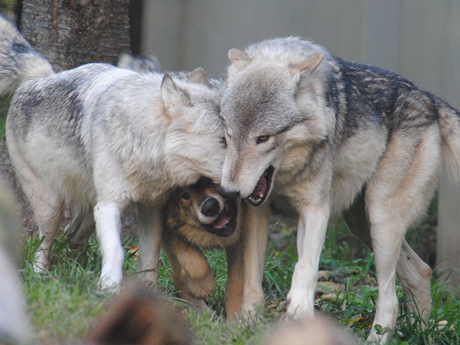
[163,177,241,249]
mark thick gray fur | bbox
[0,17,225,289]
[220,36,460,342]
[0,18,53,94]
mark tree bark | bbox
[0,1,136,238]
[20,0,130,71]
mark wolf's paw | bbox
[178,292,212,313]
[97,280,121,295]
[97,273,122,294]
[183,269,216,299]
[241,286,265,314]
[286,292,314,319]
[34,249,52,272]
[33,261,49,273]
[366,326,391,344]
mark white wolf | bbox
[0,17,226,289]
[219,36,460,342]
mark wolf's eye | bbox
[181,192,191,200]
[256,135,270,144]
[220,137,227,149]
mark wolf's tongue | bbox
[252,173,267,197]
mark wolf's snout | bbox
[201,197,220,217]
[219,187,240,200]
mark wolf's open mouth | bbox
[202,199,237,237]
[248,165,274,206]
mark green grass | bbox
[0,94,9,139]
[16,215,460,345]
[19,234,137,344]
[0,117,5,138]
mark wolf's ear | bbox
[290,53,324,77]
[228,49,251,69]
[187,67,211,87]
[161,74,191,112]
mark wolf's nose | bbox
[219,187,240,200]
[201,197,220,217]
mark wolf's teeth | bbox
[249,195,261,203]
[259,194,264,198]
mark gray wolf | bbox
[0,17,227,290]
[219,36,460,342]
[118,53,162,74]
[116,53,244,315]
[161,176,244,319]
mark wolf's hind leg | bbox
[365,127,441,342]
[65,208,95,247]
[32,192,64,272]
[17,174,63,271]
[7,140,64,271]
[64,209,87,237]
[397,240,432,320]
[343,190,432,319]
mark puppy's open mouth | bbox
[248,165,274,206]
[202,199,237,237]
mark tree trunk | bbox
[0,1,137,238]
[20,0,130,71]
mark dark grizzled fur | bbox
[9,64,113,161]
[12,42,30,54]
[329,57,456,145]
[124,55,162,73]
[118,54,162,74]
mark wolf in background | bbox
[118,53,162,74]
[0,17,228,290]
[219,36,460,342]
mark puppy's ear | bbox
[187,67,212,87]
[161,74,191,114]
[228,49,251,69]
[290,53,323,77]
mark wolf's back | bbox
[0,17,53,95]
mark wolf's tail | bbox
[0,17,53,95]
[439,101,460,182]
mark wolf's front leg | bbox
[162,234,215,308]
[94,202,124,290]
[225,237,245,320]
[137,202,163,286]
[286,202,330,318]
[241,201,271,314]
